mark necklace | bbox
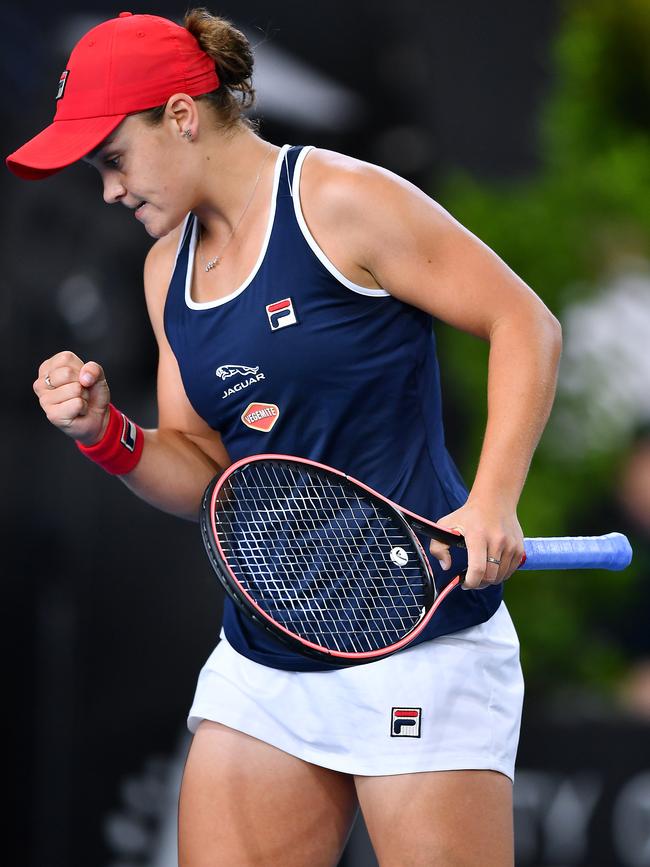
[198,145,275,272]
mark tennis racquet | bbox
[199,454,632,665]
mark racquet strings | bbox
[213,461,432,653]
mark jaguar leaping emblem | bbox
[216,364,260,380]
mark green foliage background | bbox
[434,0,650,695]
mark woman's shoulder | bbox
[301,145,378,175]
[299,147,420,225]
[300,147,379,193]
[143,215,190,300]
[144,215,188,274]
[142,214,192,336]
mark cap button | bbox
[118,11,133,17]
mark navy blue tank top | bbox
[164,143,502,671]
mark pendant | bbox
[205,257,220,272]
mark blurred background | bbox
[4,0,649,864]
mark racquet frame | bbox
[200,453,467,663]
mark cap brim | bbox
[6,114,127,180]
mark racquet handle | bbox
[520,532,632,571]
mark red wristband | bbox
[76,403,144,475]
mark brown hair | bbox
[139,7,259,134]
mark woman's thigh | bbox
[355,769,513,867]
[178,720,358,867]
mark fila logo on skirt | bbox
[391,707,422,738]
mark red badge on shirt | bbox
[241,402,280,432]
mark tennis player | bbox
[11,9,562,866]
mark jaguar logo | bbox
[216,364,260,380]
[216,364,265,400]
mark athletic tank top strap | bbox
[279,144,301,198]
[166,209,195,313]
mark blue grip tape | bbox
[520,532,632,571]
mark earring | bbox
[182,129,192,140]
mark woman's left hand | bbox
[429,500,526,589]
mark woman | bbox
[9,8,562,866]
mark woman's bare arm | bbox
[116,224,230,520]
[34,222,229,522]
[301,151,562,588]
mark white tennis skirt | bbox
[187,601,524,781]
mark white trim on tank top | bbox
[184,143,292,310]
[291,146,390,298]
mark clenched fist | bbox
[33,350,111,446]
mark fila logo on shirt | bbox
[391,707,422,738]
[216,364,265,400]
[266,298,297,331]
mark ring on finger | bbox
[44,373,54,389]
[486,555,501,565]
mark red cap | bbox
[6,12,220,180]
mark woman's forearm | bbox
[467,310,562,511]
[118,427,224,521]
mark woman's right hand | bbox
[33,350,111,446]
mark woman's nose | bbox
[102,177,127,204]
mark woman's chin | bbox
[141,218,166,239]
[140,211,184,239]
